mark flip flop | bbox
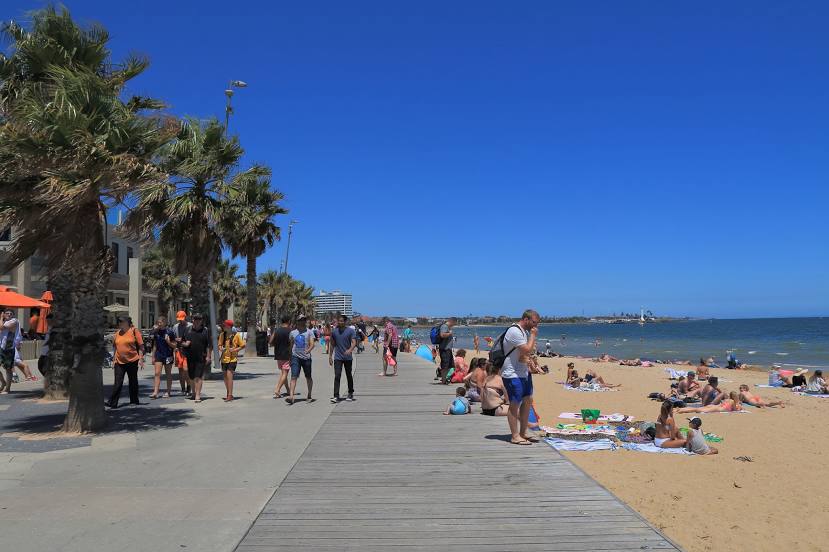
[307,398,316,404]
[510,439,532,446]
[521,435,540,443]
[194,399,202,403]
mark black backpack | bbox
[488,324,521,369]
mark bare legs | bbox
[152,362,173,397]
[274,368,290,397]
[223,368,234,400]
[507,396,533,444]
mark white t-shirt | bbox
[500,325,528,379]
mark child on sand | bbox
[655,400,686,448]
[444,387,471,415]
[685,416,718,455]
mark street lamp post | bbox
[207,79,248,369]
[283,220,299,274]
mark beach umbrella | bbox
[415,345,433,362]
[36,290,53,334]
[0,288,49,308]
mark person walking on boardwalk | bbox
[181,313,211,403]
[499,309,540,445]
[270,315,293,398]
[380,316,399,377]
[149,316,177,399]
[106,316,145,408]
[438,317,457,384]
[218,319,245,402]
[172,311,192,396]
[288,315,315,405]
[329,314,357,403]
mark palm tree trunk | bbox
[43,269,72,400]
[189,271,210,319]
[63,249,109,433]
[245,253,258,357]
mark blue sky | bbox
[5,1,829,318]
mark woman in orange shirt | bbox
[106,316,145,408]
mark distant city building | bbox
[314,290,353,317]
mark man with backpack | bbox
[172,311,192,396]
[432,317,456,384]
[491,310,540,445]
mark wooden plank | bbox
[235,350,679,551]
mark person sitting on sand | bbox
[696,359,711,381]
[700,376,726,406]
[806,370,828,394]
[444,386,471,415]
[480,363,509,416]
[738,384,784,408]
[677,391,743,413]
[566,362,577,382]
[654,400,686,448]
[678,371,701,398]
[685,416,718,455]
[463,358,486,402]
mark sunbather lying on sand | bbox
[677,391,743,413]
[595,354,619,363]
[655,400,686,448]
[619,358,642,366]
[739,384,784,407]
[566,364,620,389]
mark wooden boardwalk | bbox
[236,349,679,551]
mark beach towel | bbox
[558,412,635,422]
[665,368,688,380]
[544,437,617,452]
[794,392,829,398]
[755,384,783,388]
[562,384,616,392]
[620,442,693,455]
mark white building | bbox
[314,290,353,317]
[0,223,165,329]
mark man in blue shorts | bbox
[500,309,540,445]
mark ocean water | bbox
[407,318,829,369]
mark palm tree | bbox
[257,270,281,325]
[221,167,286,356]
[143,245,189,320]
[128,117,240,319]
[212,258,241,322]
[257,271,315,323]
[0,7,173,431]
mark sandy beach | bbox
[488,355,829,552]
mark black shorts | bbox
[222,362,237,372]
[481,407,496,416]
[188,360,206,379]
[385,346,398,358]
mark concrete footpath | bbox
[0,349,351,552]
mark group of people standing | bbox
[437,311,545,446]
[270,314,359,404]
[106,311,217,407]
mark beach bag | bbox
[429,325,442,345]
[450,369,466,384]
[385,349,397,367]
[450,398,467,415]
[488,324,521,369]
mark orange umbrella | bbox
[0,289,49,308]
[36,291,53,334]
